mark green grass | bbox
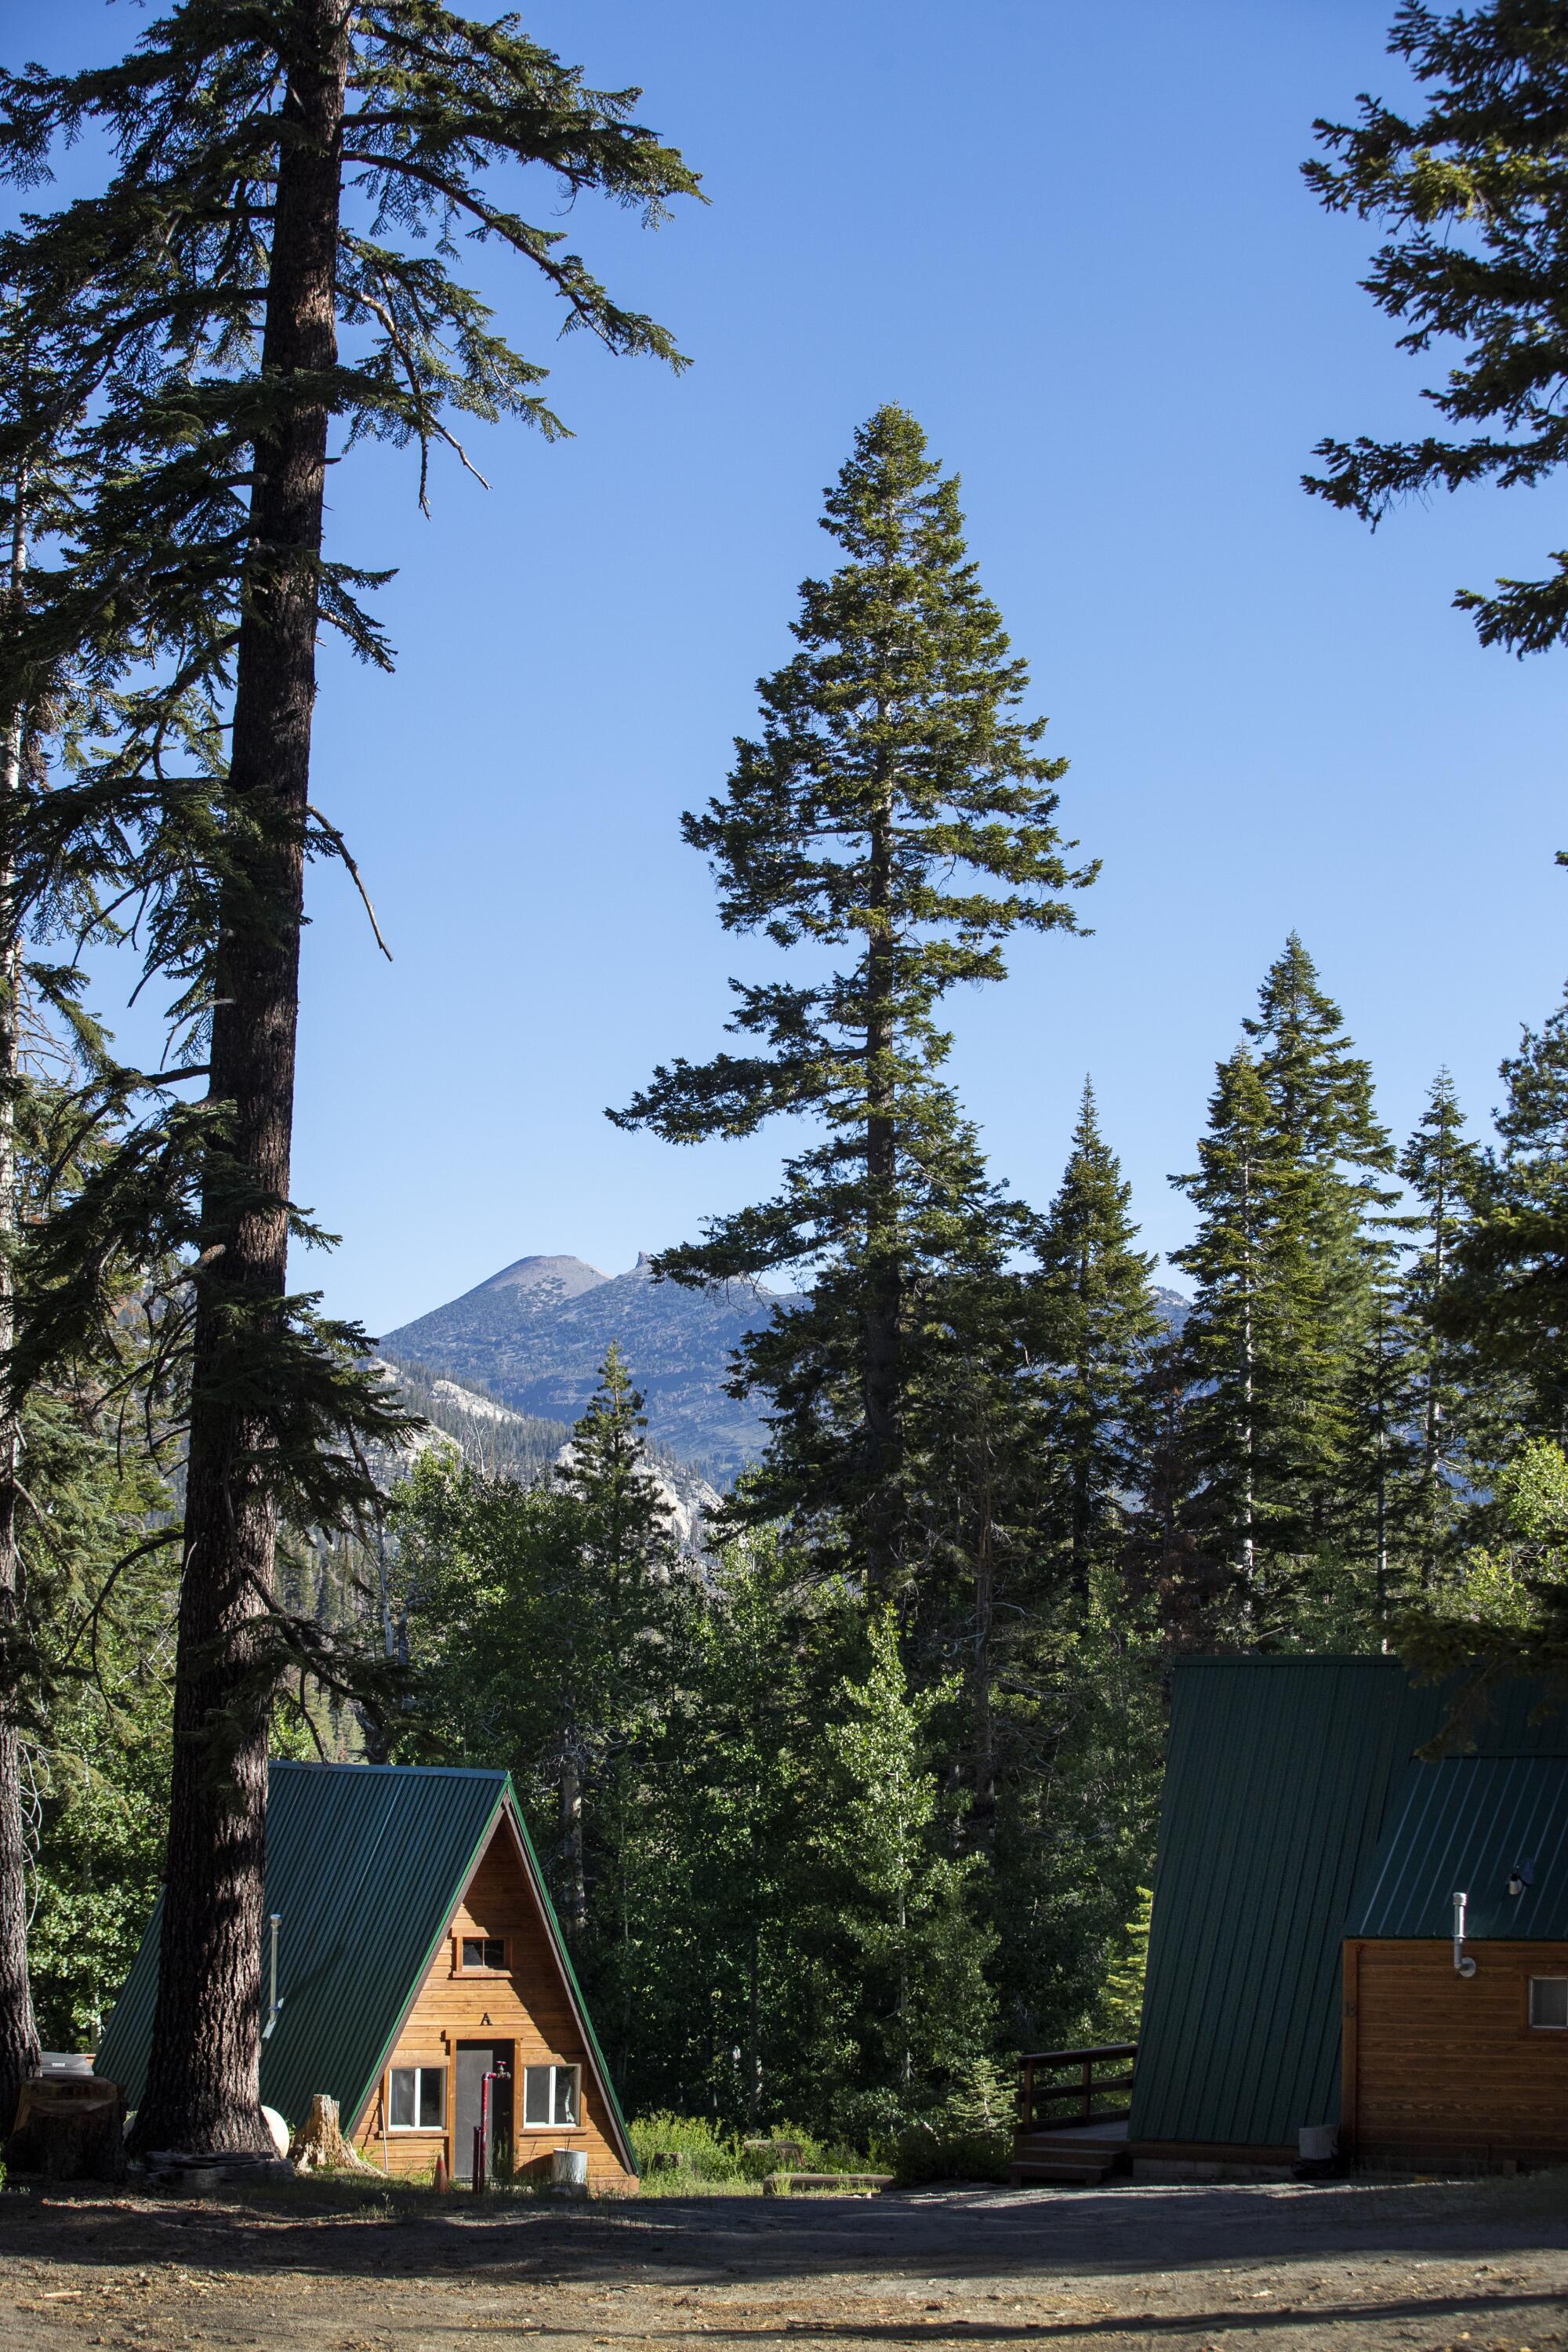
[627,2113,872,2195]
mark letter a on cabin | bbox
[96,1763,638,2189]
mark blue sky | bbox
[8,1,1568,1336]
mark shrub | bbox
[628,2112,880,2189]
[893,2058,1014,2187]
[628,2112,745,2183]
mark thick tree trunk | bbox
[130,2,347,2157]
[0,469,40,2136]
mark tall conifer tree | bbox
[1398,1072,1487,1580]
[1171,939,1396,1614]
[615,406,1092,1595]
[550,1341,682,1941]
[1444,982,1568,1439]
[1031,1080,1162,1599]
[0,1,698,2153]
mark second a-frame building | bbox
[96,1761,637,2190]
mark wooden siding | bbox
[1344,1937,1568,2169]
[351,1820,636,2191]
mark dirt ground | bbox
[2,2172,1566,2352]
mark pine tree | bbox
[1097,1885,1152,2043]
[813,1610,993,2109]
[1305,2,1568,655]
[17,1390,177,2056]
[1443,982,1568,1441]
[1030,1080,1162,1599]
[1168,1044,1288,1606]
[615,405,1092,1595]
[1398,1072,1489,1581]
[900,1240,1040,1855]
[636,1530,855,2125]
[550,1342,682,1941]
[0,3,698,2153]
[1171,939,1396,1617]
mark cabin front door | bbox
[454,2041,514,2182]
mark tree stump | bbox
[4,2077,127,2183]
[288,2092,372,2172]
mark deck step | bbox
[1009,2118,1130,2190]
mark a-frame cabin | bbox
[96,1761,638,2191]
[1131,1657,1568,2175]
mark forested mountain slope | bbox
[378,1359,719,1546]
[379,1254,784,1484]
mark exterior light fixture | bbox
[1508,1858,1535,1899]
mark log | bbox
[288,2092,372,2172]
[763,2171,891,2196]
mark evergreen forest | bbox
[0,0,1566,2172]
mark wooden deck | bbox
[1011,2046,1135,2187]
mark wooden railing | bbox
[1018,2043,1137,2135]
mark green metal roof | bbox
[1347,1756,1568,1941]
[1130,1658,1568,2151]
[94,1761,636,2172]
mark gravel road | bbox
[2,2171,1566,2352]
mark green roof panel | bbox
[1348,1756,1568,1940]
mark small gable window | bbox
[1529,1977,1568,2030]
[461,1936,506,1971]
[389,2065,446,2129]
[522,2063,579,2129]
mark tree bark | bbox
[1070,1249,1092,1602]
[130,1,348,2156]
[0,464,40,2135]
[559,1746,586,1940]
[1240,1144,1256,1604]
[1421,1146,1450,1590]
[970,1467,996,1849]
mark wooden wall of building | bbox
[351,1821,636,2192]
[1344,1937,1568,2169]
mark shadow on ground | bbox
[2,2172,1566,2292]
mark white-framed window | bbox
[522,2063,580,2128]
[1529,1976,1568,2030]
[389,2064,447,2128]
[460,1935,506,1970]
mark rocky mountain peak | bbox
[472,1253,610,1303]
